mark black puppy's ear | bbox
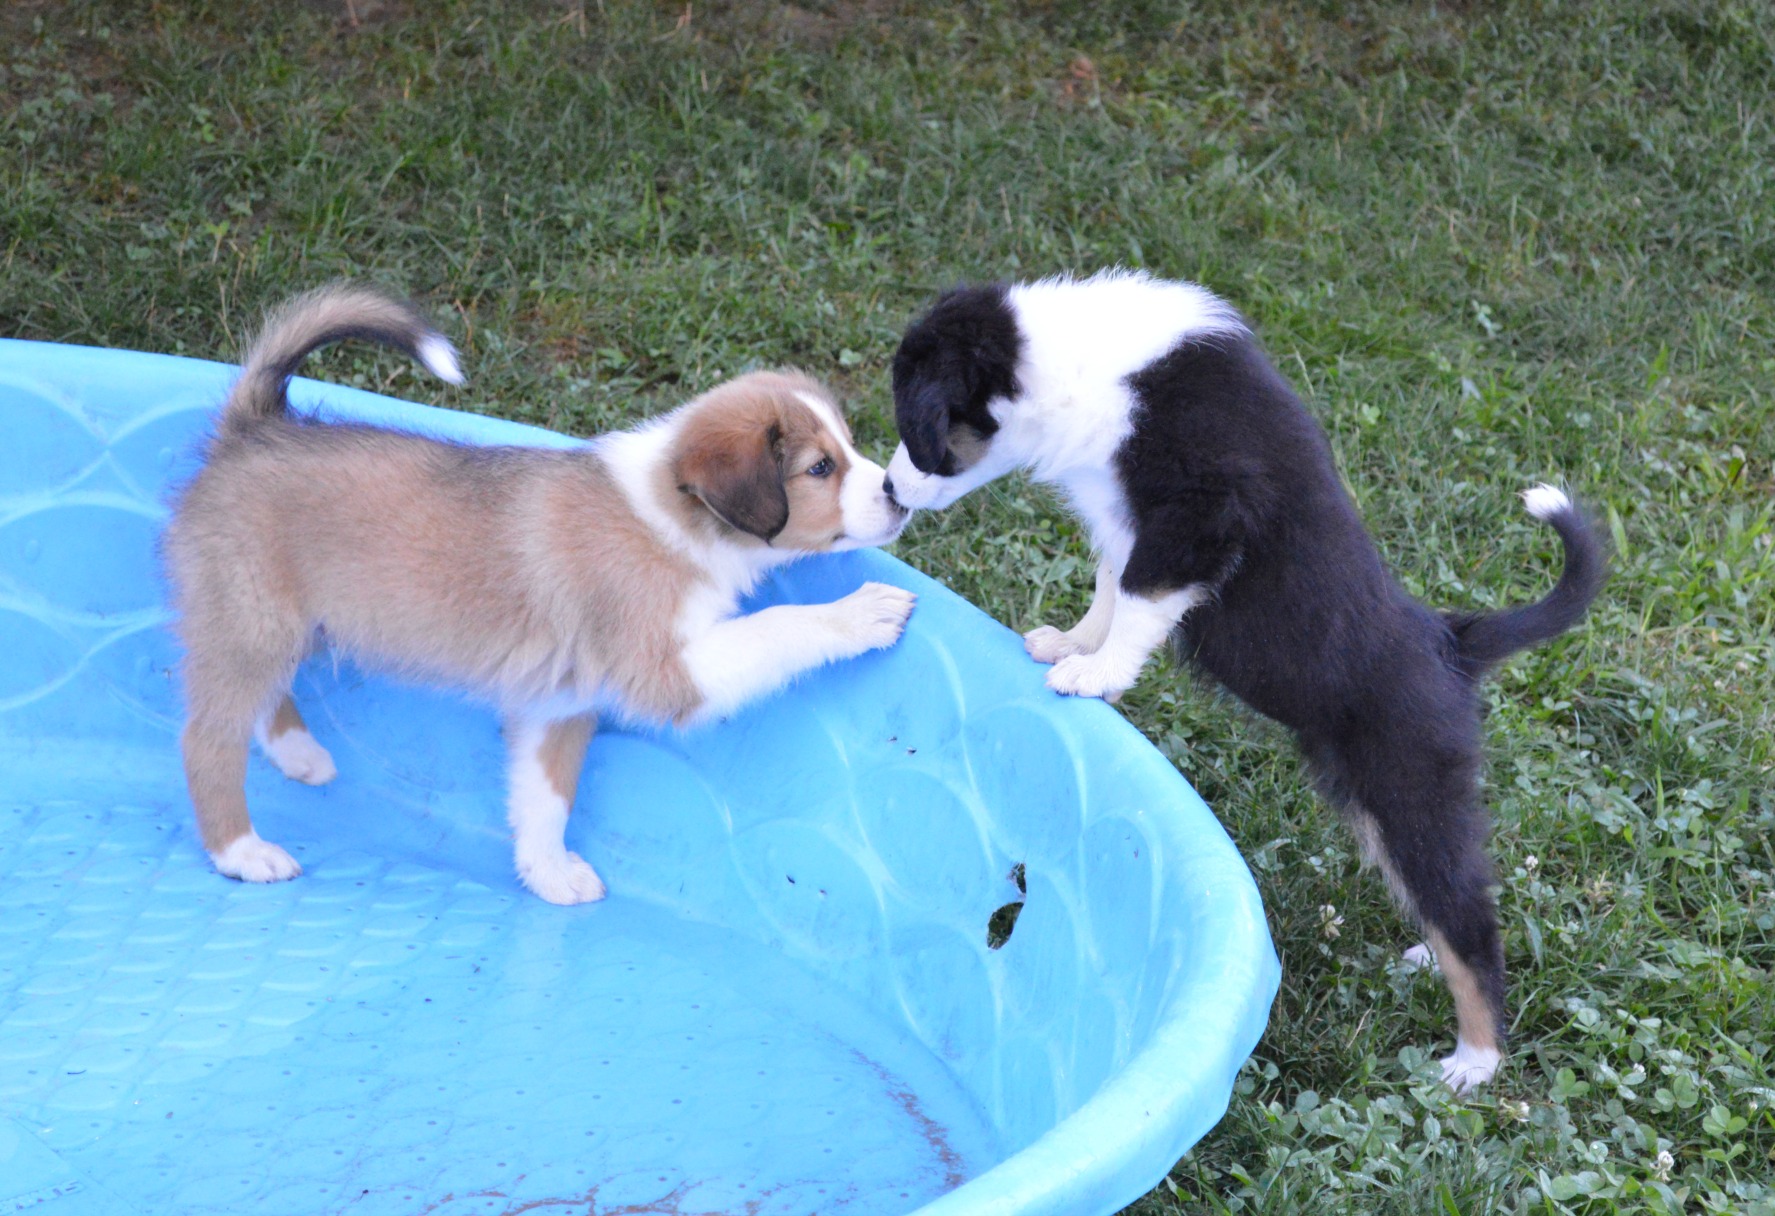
[892,282,1018,475]
[894,377,954,476]
[673,406,790,541]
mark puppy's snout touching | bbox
[883,474,908,513]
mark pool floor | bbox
[0,748,1000,1216]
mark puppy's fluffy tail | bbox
[223,283,463,429]
[1445,485,1607,670]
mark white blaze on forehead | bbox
[838,445,895,546]
[793,390,853,450]
[786,392,904,550]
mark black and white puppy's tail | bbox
[1446,485,1607,671]
[222,283,464,432]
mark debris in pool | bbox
[988,862,1030,948]
[851,1049,968,1190]
[987,900,1023,949]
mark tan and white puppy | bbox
[165,285,913,904]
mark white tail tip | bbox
[1521,483,1570,521]
[417,333,465,385]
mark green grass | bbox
[4,1,1772,1211]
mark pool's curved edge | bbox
[745,547,1281,1215]
[787,550,1281,1213]
[911,847,1278,1216]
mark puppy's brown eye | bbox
[807,457,835,478]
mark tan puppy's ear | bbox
[673,405,790,541]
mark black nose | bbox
[883,475,900,506]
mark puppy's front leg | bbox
[1025,558,1119,663]
[682,581,915,721]
[506,712,605,905]
[1046,585,1203,701]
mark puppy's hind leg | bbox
[506,712,605,905]
[255,694,337,785]
[183,645,306,883]
[1359,797,1507,1093]
[1424,913,1506,1092]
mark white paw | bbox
[838,582,916,652]
[1046,652,1133,700]
[1440,1039,1501,1092]
[210,832,303,883]
[1401,942,1439,972]
[1024,624,1087,664]
[260,728,337,785]
[518,851,608,905]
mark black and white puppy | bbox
[884,270,1605,1091]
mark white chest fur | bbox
[1003,272,1244,566]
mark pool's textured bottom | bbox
[1,749,998,1216]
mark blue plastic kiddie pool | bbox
[0,339,1278,1216]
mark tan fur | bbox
[264,695,306,741]
[167,365,877,861]
[1349,804,1502,1049]
[1426,927,1502,1052]
[182,721,252,852]
[666,371,853,549]
[946,423,994,473]
[168,432,706,718]
[1345,804,1416,917]
[775,397,852,552]
[225,284,444,428]
[537,714,596,804]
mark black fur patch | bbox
[891,284,1021,475]
[1107,330,1606,1039]
[896,292,1606,1051]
